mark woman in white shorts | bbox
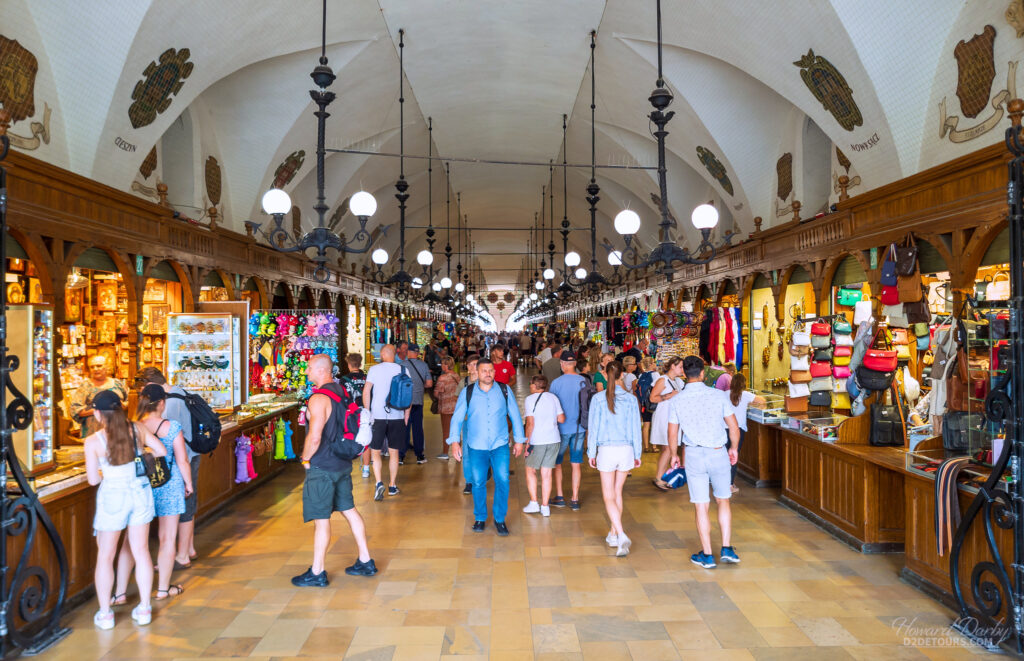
[587,362,642,557]
[84,390,167,630]
[648,357,685,490]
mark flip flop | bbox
[173,560,191,571]
[111,593,127,606]
[155,585,185,600]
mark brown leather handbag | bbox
[946,350,969,412]
[790,370,812,384]
[785,396,809,413]
[898,271,924,302]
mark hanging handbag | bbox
[833,355,851,366]
[132,423,170,489]
[833,345,852,357]
[895,234,919,276]
[833,317,853,335]
[810,321,831,336]
[896,344,911,360]
[904,298,930,325]
[790,354,810,371]
[792,330,811,346]
[809,376,834,392]
[813,347,834,362]
[975,275,992,301]
[785,396,809,413]
[837,286,863,306]
[811,334,832,349]
[832,392,851,408]
[834,377,848,393]
[863,330,898,372]
[880,244,899,286]
[881,286,901,306]
[945,350,970,412]
[869,385,906,447]
[890,328,910,345]
[789,343,812,357]
[834,333,854,347]
[856,365,896,391]
[809,361,832,378]
[898,272,924,302]
[790,370,812,384]
[987,271,1010,300]
[911,322,929,337]
[809,390,832,407]
[833,365,851,379]
[788,381,811,398]
[882,303,909,327]
[854,299,873,324]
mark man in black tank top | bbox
[293,355,377,587]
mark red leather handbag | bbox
[881,286,900,305]
[862,329,899,373]
[811,321,831,336]
[809,361,832,378]
[833,345,852,357]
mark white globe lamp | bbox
[440,276,453,289]
[261,189,292,216]
[614,209,641,235]
[371,248,389,265]
[349,191,378,217]
[608,250,623,266]
[691,203,719,230]
[416,250,434,266]
[565,251,581,267]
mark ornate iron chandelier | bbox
[252,0,382,283]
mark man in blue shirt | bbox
[548,351,587,510]
[447,359,526,536]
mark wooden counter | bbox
[736,419,783,487]
[9,404,305,615]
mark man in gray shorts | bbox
[522,375,564,517]
[666,356,741,569]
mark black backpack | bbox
[166,392,222,454]
[577,378,598,431]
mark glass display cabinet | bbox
[167,312,238,410]
[798,416,844,443]
[7,305,55,475]
[747,392,785,424]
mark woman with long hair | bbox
[112,385,193,605]
[587,361,642,556]
[84,389,167,630]
[638,356,659,453]
[649,357,685,490]
[586,346,602,383]
[434,357,461,458]
[593,352,616,392]
[727,373,766,492]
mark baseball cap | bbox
[559,351,577,362]
[408,343,420,352]
[140,384,167,402]
[92,390,123,411]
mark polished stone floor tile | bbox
[42,376,989,659]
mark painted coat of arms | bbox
[205,156,222,205]
[139,146,157,179]
[0,35,50,150]
[794,49,863,132]
[272,150,305,188]
[696,146,734,196]
[940,25,1018,143]
[129,48,194,129]
[775,152,794,217]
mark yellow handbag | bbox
[896,344,911,360]
[832,392,852,409]
[833,355,851,366]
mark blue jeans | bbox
[469,444,510,523]
[401,404,425,460]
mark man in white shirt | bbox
[534,341,554,369]
[362,344,411,502]
[666,356,741,570]
[522,374,565,517]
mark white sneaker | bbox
[540,506,551,517]
[94,610,114,630]
[361,466,370,479]
[522,501,541,514]
[131,605,152,626]
[605,532,619,547]
[616,535,632,557]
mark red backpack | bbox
[312,387,367,461]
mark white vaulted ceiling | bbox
[2,0,1015,297]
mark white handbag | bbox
[853,300,873,325]
[809,376,834,392]
[834,334,854,347]
[987,271,1010,300]
[834,378,848,393]
[790,354,810,371]
[788,381,810,398]
[792,330,811,346]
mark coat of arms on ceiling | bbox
[0,35,50,151]
[775,152,794,218]
[696,146,734,196]
[793,49,863,132]
[139,146,157,179]
[1007,0,1024,39]
[835,146,851,173]
[940,25,1017,143]
[272,150,305,188]
[205,156,222,206]
[129,48,193,129]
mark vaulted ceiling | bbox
[3,0,1018,296]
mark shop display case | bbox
[168,312,238,410]
[798,416,843,443]
[8,305,56,475]
[747,392,785,424]
[905,447,1009,493]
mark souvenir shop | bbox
[565,140,1015,619]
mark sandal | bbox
[111,593,127,606]
[155,585,184,600]
[173,560,191,571]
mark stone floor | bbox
[43,371,994,660]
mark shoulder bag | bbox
[809,361,832,378]
[987,271,1010,300]
[810,320,832,336]
[809,376,834,392]
[833,317,853,335]
[833,365,851,379]
[904,297,930,325]
[837,286,863,307]
[785,395,809,413]
[895,234,918,276]
[862,330,898,372]
[942,411,983,452]
[832,392,851,409]
[869,384,907,447]
[790,354,810,371]
[811,334,832,349]
[809,390,832,407]
[813,347,834,362]
[881,286,901,306]
[790,369,812,384]
[880,244,899,286]
[132,423,170,489]
[788,381,810,398]
[856,364,895,391]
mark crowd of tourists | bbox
[84,328,752,629]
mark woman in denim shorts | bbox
[84,390,166,630]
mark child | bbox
[522,375,565,517]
